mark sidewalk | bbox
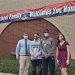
[0,73,17,75]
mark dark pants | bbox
[42,56,55,75]
[31,59,42,75]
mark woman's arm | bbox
[67,45,70,61]
[56,47,59,64]
[56,47,58,60]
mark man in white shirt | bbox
[16,33,31,75]
[30,33,42,75]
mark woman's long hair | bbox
[57,33,66,45]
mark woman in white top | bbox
[30,33,42,75]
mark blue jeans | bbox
[42,56,55,75]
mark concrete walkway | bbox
[0,73,17,75]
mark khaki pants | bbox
[19,56,30,75]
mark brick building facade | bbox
[0,0,75,59]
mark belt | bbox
[19,55,29,56]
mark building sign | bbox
[0,1,75,23]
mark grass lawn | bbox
[0,57,75,75]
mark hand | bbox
[56,59,59,65]
[66,60,69,65]
[16,56,19,60]
[32,55,37,58]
